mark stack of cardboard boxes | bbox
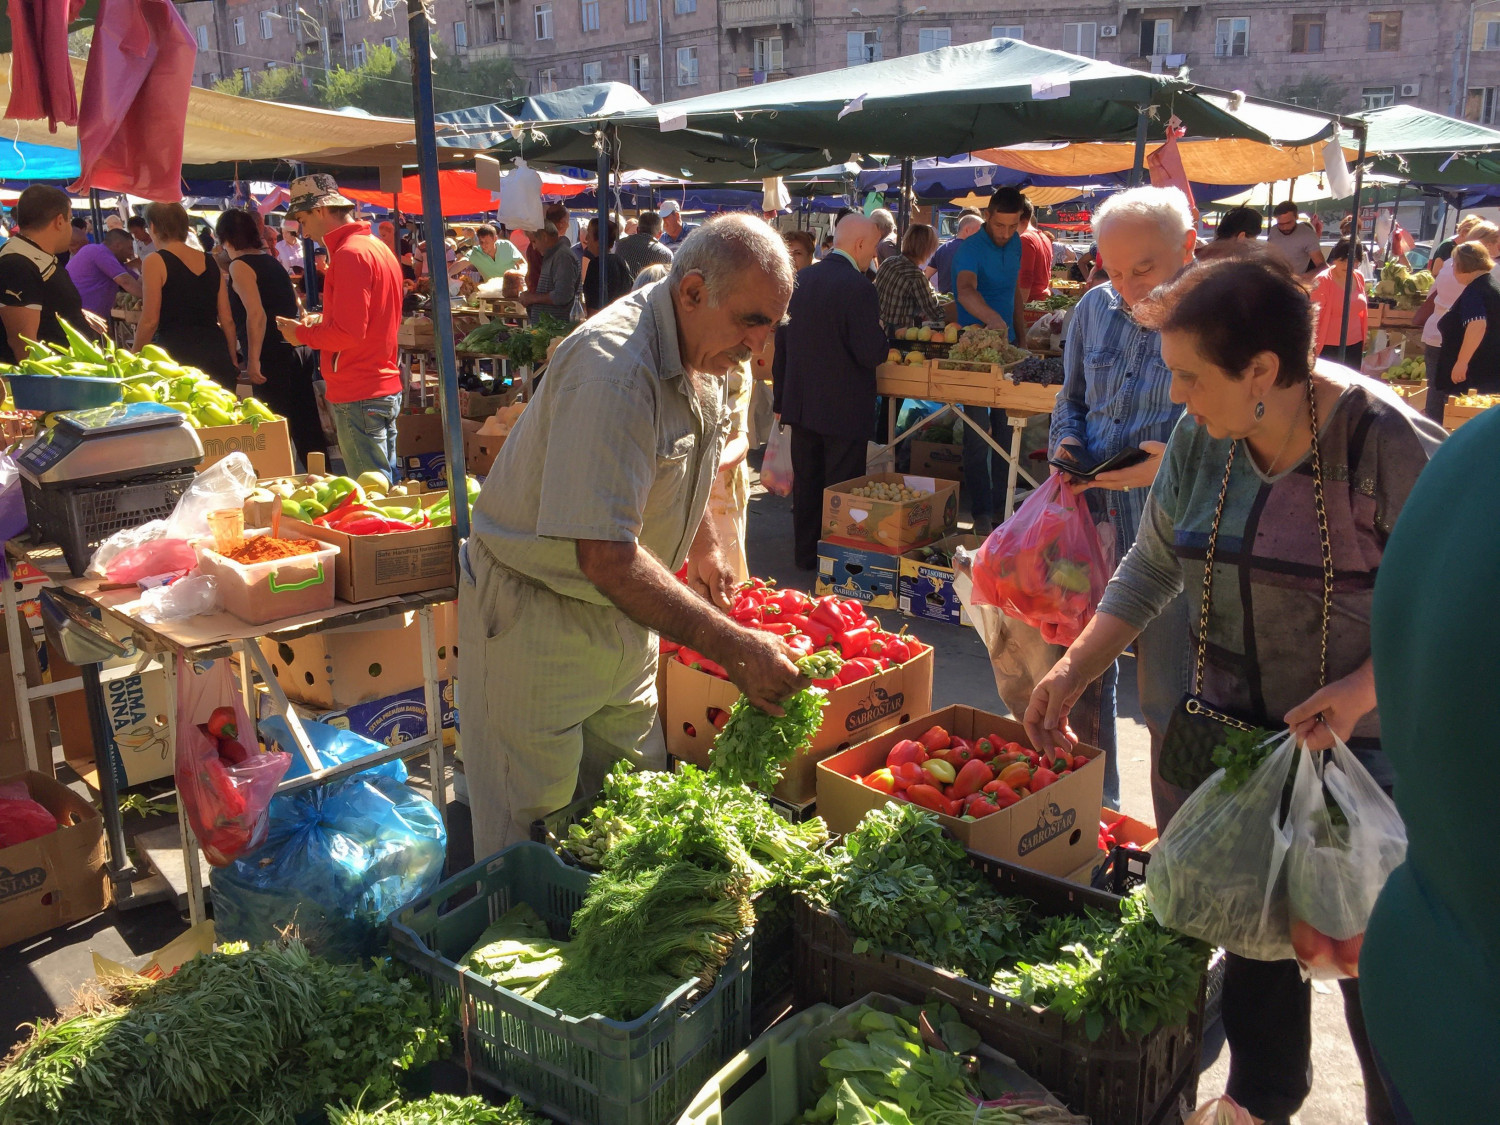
[815,473,960,611]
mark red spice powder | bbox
[223,537,322,564]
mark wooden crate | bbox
[1443,400,1496,431]
[928,358,1001,404]
[994,378,1060,413]
[875,361,931,397]
[1385,379,1427,413]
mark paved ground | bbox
[0,466,1370,1123]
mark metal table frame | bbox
[3,542,454,926]
[882,397,1045,520]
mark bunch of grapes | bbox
[1011,356,1066,386]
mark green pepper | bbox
[59,319,107,365]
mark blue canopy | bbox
[0,139,81,182]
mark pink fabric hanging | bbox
[1147,117,1200,224]
[69,0,196,201]
[5,0,85,130]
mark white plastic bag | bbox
[137,575,219,623]
[164,453,258,541]
[1145,730,1301,962]
[1284,736,1406,979]
[496,158,544,233]
[761,419,794,497]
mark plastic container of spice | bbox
[194,531,340,625]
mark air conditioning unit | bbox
[1100,25,1117,38]
[1400,82,1420,97]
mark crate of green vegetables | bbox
[792,804,1209,1125]
[390,841,753,1125]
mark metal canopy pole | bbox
[1127,108,1150,188]
[407,0,469,538]
[1338,124,1369,355]
[897,158,913,239]
[597,129,612,311]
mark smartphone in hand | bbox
[1047,446,1149,480]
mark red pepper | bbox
[950,758,995,800]
[707,707,730,731]
[837,599,866,626]
[218,738,250,765]
[676,647,728,678]
[835,627,872,660]
[758,620,798,635]
[660,638,682,655]
[782,613,813,635]
[982,780,1022,808]
[862,767,897,794]
[809,597,847,635]
[1030,766,1060,790]
[770,589,813,615]
[784,633,815,657]
[206,705,238,741]
[891,760,926,787]
[886,740,927,768]
[836,657,877,686]
[917,725,951,752]
[905,783,952,815]
[964,793,1003,818]
[200,757,247,819]
[812,676,841,690]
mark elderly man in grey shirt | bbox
[459,215,805,854]
[520,219,582,323]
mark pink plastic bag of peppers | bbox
[174,657,291,866]
[970,474,1110,646]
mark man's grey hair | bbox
[869,208,896,237]
[1093,186,1194,245]
[667,213,794,304]
[955,214,983,235]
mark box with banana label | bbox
[821,473,959,553]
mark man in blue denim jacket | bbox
[1049,186,1197,822]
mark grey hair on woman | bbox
[666,213,795,305]
[633,263,670,291]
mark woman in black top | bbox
[1426,240,1500,424]
[134,202,238,389]
[215,210,325,464]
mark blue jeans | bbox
[328,392,402,482]
[960,407,1009,522]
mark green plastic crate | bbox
[390,842,754,1125]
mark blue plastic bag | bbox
[259,714,408,784]
[210,720,445,960]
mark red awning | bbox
[343,168,588,216]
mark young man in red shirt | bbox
[1018,195,1052,304]
[276,174,403,481]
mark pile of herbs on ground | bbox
[710,650,843,792]
[463,763,830,1022]
[329,1093,544,1125]
[0,941,445,1125]
[804,1001,1088,1125]
[811,803,1209,1041]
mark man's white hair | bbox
[869,208,896,237]
[1093,186,1193,245]
[668,213,794,304]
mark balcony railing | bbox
[467,39,517,60]
[720,0,802,31]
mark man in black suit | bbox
[772,213,887,570]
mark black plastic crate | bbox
[23,470,196,576]
[794,851,1206,1125]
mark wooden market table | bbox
[877,360,1058,520]
[2,538,456,926]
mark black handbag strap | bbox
[1192,379,1334,694]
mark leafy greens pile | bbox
[817,804,1208,1040]
[0,942,445,1125]
[710,651,841,792]
[1211,725,1280,792]
[328,1094,545,1125]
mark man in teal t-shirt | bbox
[953,187,1025,342]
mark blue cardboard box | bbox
[261,679,458,749]
[402,451,449,488]
[899,534,983,627]
[814,540,899,609]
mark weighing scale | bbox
[17,401,204,487]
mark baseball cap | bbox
[287,173,354,218]
[659,199,682,217]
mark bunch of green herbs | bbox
[710,653,840,792]
[328,1093,544,1125]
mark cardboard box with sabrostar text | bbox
[285,497,456,604]
[0,770,109,948]
[663,645,933,805]
[822,473,959,552]
[817,706,1104,877]
[197,418,295,477]
[815,540,899,610]
[259,602,457,710]
[899,534,982,627]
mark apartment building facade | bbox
[182,0,1500,128]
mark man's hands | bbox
[275,315,303,346]
[1284,662,1377,752]
[685,543,737,612]
[721,629,807,717]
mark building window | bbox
[1367,11,1400,52]
[383,34,399,49]
[1138,17,1171,56]
[1062,22,1096,58]
[453,20,467,47]
[628,52,650,91]
[847,30,881,65]
[1290,14,1324,54]
[265,60,279,69]
[1361,86,1396,111]
[674,0,695,12]
[344,0,358,18]
[206,71,219,84]
[351,42,367,65]
[580,0,599,31]
[232,16,246,44]
[626,0,647,22]
[259,10,273,38]
[538,67,558,92]
[195,24,209,49]
[917,27,950,52]
[677,45,698,85]
[754,35,783,73]
[1471,86,1500,125]
[581,60,602,83]
[992,25,1022,41]
[1486,21,1500,51]
[534,3,552,39]
[239,66,252,91]
[1214,17,1248,57]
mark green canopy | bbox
[1359,104,1500,186]
[489,38,1337,176]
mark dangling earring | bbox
[1254,401,1266,421]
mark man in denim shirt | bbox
[1049,186,1196,821]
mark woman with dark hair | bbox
[873,222,941,333]
[1426,239,1500,425]
[1212,205,1264,242]
[1310,237,1369,369]
[134,201,238,388]
[783,229,816,272]
[1025,245,1443,1125]
[215,209,325,463]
